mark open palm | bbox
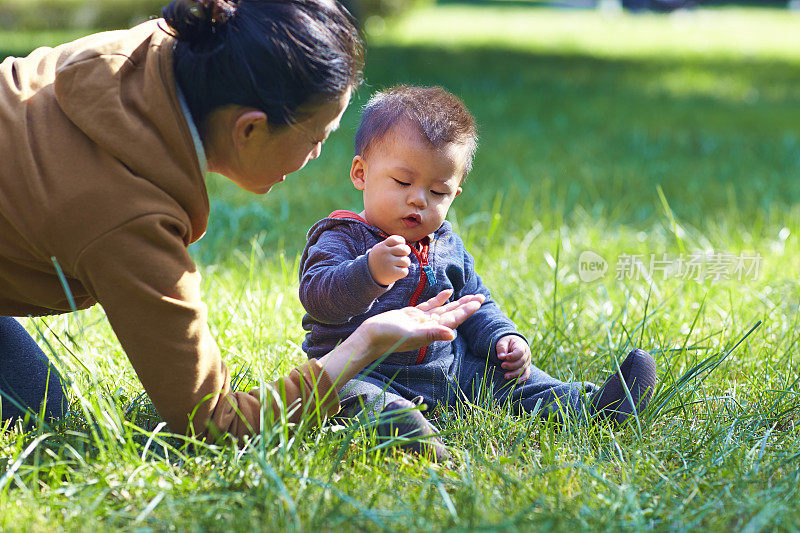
[362,290,484,356]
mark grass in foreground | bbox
[2,5,800,531]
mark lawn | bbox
[2,5,800,531]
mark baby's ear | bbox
[455,186,463,197]
[350,155,367,190]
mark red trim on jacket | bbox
[329,210,371,225]
[409,239,430,364]
[328,209,432,365]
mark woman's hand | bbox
[361,289,485,356]
[318,290,484,389]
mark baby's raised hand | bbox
[368,235,412,286]
[496,335,532,384]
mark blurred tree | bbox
[0,0,165,31]
[620,0,786,11]
[337,0,433,27]
[0,0,432,32]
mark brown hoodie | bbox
[0,20,340,438]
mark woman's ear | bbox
[205,106,269,175]
[350,155,367,190]
[232,109,269,148]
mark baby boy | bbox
[299,86,656,458]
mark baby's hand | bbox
[496,335,532,384]
[368,235,412,286]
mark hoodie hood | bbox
[305,210,383,250]
[305,209,452,253]
[53,20,208,241]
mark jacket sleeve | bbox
[72,213,340,439]
[451,245,527,362]
[299,225,389,324]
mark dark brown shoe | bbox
[377,397,451,462]
[591,348,657,425]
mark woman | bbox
[0,0,483,439]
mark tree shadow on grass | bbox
[195,44,800,257]
[361,45,800,221]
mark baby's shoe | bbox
[376,396,451,462]
[591,348,657,425]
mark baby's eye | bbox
[393,178,410,187]
[431,190,447,197]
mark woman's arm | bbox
[244,290,483,438]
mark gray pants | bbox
[340,346,598,423]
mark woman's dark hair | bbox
[162,0,363,132]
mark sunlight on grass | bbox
[370,6,800,105]
[373,6,800,62]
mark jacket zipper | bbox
[332,210,436,365]
[409,240,430,365]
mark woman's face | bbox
[219,90,351,195]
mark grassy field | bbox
[2,5,800,531]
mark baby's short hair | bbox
[354,85,478,178]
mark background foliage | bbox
[0,0,165,31]
[0,0,430,31]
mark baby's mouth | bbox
[402,214,421,226]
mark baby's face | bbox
[350,120,465,243]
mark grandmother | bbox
[0,0,482,438]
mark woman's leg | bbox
[0,317,68,422]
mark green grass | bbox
[3,5,800,531]
[0,29,90,57]
[0,0,165,32]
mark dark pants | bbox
[340,345,598,423]
[0,317,67,422]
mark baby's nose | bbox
[408,189,426,207]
